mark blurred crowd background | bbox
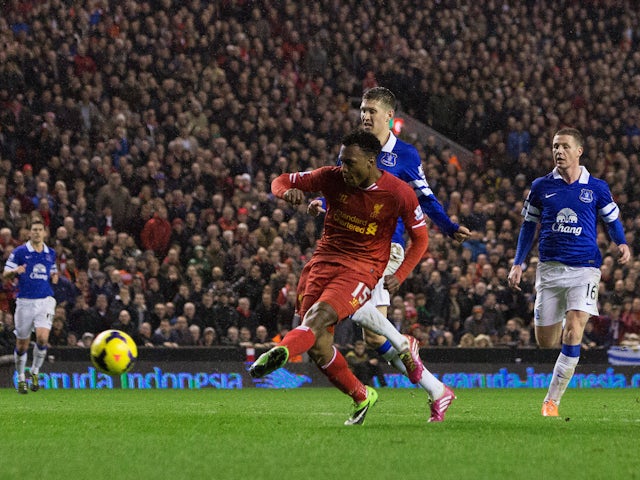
[1,0,640,356]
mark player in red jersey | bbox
[250,129,429,425]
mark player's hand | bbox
[383,274,400,295]
[14,264,27,276]
[617,244,631,264]
[507,264,522,291]
[283,188,305,205]
[453,225,471,243]
[307,199,326,217]
[51,272,59,284]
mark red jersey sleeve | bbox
[271,167,336,198]
[389,179,429,283]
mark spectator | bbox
[200,327,220,347]
[111,309,137,339]
[48,317,69,347]
[253,325,275,349]
[463,305,494,338]
[222,326,240,347]
[173,316,195,346]
[140,205,172,258]
[95,173,132,232]
[345,340,386,387]
[134,322,155,348]
[152,318,179,348]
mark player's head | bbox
[338,129,382,188]
[360,87,396,141]
[554,127,584,148]
[552,127,584,169]
[28,215,46,243]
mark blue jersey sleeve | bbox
[393,144,459,237]
[595,179,627,245]
[513,220,537,265]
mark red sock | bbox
[278,326,316,357]
[320,347,368,403]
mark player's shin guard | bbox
[320,346,368,403]
[352,302,409,352]
[14,348,27,381]
[546,344,580,404]
[32,343,48,374]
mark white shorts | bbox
[14,297,56,339]
[533,262,600,327]
[369,243,405,307]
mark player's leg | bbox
[363,326,454,421]
[309,329,377,425]
[538,266,599,416]
[354,245,423,383]
[352,302,424,383]
[28,297,55,391]
[13,301,32,394]
[251,299,346,378]
[543,310,589,413]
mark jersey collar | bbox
[551,165,590,184]
[26,241,50,253]
[381,132,397,153]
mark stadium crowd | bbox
[2,0,640,356]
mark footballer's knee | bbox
[302,301,337,334]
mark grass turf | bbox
[1,388,639,480]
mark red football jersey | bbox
[272,167,427,281]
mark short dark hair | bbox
[554,127,584,147]
[29,214,44,229]
[341,129,382,158]
[362,86,396,110]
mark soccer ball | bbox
[90,330,138,376]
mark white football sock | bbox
[31,344,47,375]
[545,352,579,404]
[15,349,27,381]
[380,344,445,400]
[352,303,409,352]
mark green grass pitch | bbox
[1,388,639,480]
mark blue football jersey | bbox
[4,241,57,299]
[354,133,456,247]
[522,167,619,267]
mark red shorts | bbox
[296,259,377,322]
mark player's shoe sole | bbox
[541,399,559,417]
[249,346,289,378]
[399,334,424,384]
[27,369,40,392]
[344,386,378,426]
[428,385,456,422]
[17,381,28,394]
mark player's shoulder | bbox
[584,173,609,190]
[12,243,28,255]
[392,137,420,162]
[379,171,416,195]
[303,166,339,179]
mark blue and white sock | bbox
[545,343,580,404]
[31,343,48,375]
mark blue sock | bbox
[376,340,393,356]
[561,343,581,358]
